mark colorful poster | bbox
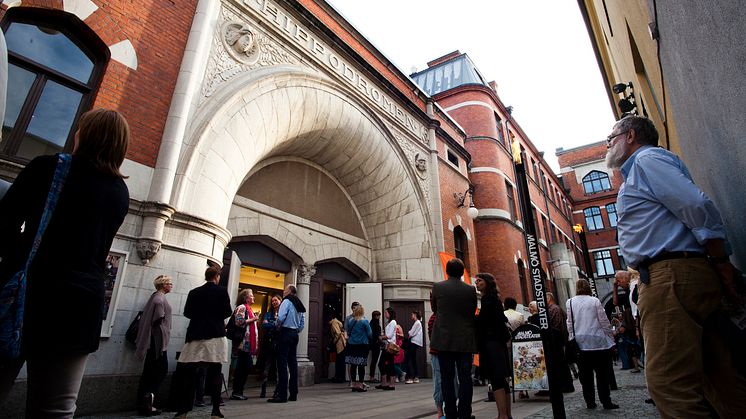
[512,324,548,390]
[100,250,128,337]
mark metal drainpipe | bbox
[136,0,220,264]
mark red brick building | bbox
[557,140,625,299]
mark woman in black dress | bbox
[368,310,382,382]
[475,273,513,419]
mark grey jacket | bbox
[430,277,478,353]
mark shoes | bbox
[405,379,414,384]
[352,387,367,392]
[230,394,248,400]
[413,378,420,383]
[382,386,395,390]
[375,384,385,389]
[630,369,641,373]
[194,400,206,407]
[143,393,154,414]
[211,411,225,419]
[369,378,380,383]
[645,398,656,405]
[288,395,297,401]
[518,392,529,400]
[586,403,597,409]
[603,403,620,410]
[535,390,549,397]
[267,398,287,403]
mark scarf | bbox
[285,294,306,313]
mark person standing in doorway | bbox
[405,311,423,384]
[431,258,478,419]
[368,310,382,383]
[267,285,305,403]
[328,314,346,383]
[345,304,372,392]
[230,289,258,400]
[259,294,281,398]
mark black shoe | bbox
[375,384,385,389]
[143,393,154,414]
[603,403,620,410]
[230,394,248,400]
[645,398,656,405]
[382,386,395,390]
[586,403,597,409]
[288,395,297,401]
[267,398,287,403]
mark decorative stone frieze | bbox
[297,263,316,285]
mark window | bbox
[517,260,529,305]
[1,8,109,162]
[582,171,612,194]
[506,180,516,221]
[617,249,627,270]
[584,207,604,231]
[606,203,618,227]
[551,225,557,243]
[593,250,615,276]
[447,150,459,167]
[494,113,504,146]
[541,215,550,243]
[532,159,539,181]
[454,226,468,266]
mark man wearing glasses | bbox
[608,115,746,417]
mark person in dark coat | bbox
[0,108,130,417]
[368,310,382,382]
[171,266,232,418]
[431,258,478,419]
[475,273,513,419]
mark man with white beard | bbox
[608,115,746,418]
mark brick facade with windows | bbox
[557,141,625,279]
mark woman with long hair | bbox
[0,108,130,416]
[230,289,259,400]
[475,273,513,419]
[376,307,398,390]
[368,310,382,383]
[344,304,372,392]
[259,294,282,398]
[567,279,618,410]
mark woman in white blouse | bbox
[566,279,619,410]
[375,307,398,390]
[404,311,423,384]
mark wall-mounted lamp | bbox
[612,82,637,115]
[572,224,584,234]
[454,184,479,219]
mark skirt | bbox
[345,343,369,366]
[178,337,229,364]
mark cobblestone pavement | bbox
[81,363,657,418]
[527,363,659,419]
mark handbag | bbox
[385,341,401,355]
[226,304,249,343]
[125,311,143,345]
[0,154,72,360]
[566,299,581,364]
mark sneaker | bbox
[405,379,414,384]
[230,394,248,400]
[362,383,370,389]
[413,378,420,383]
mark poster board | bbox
[511,323,548,390]
[100,249,129,337]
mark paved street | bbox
[83,363,657,418]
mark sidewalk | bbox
[82,363,657,418]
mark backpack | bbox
[226,305,248,343]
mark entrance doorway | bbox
[389,301,427,378]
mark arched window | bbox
[454,226,469,267]
[1,8,109,162]
[584,207,604,231]
[582,170,612,194]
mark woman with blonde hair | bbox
[0,108,130,416]
[135,275,174,416]
[344,304,372,392]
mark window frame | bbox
[593,250,615,277]
[584,206,605,231]
[582,170,612,194]
[1,7,109,163]
[606,203,618,227]
[505,180,516,221]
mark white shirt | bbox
[384,319,397,344]
[408,319,423,347]
[566,295,614,351]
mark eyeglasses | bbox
[606,130,629,145]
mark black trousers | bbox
[232,350,253,395]
[276,328,299,400]
[369,345,380,378]
[404,344,422,379]
[334,348,346,380]
[136,344,168,409]
[439,351,473,419]
[170,362,222,413]
[578,349,613,406]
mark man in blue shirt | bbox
[608,115,746,417]
[267,284,305,403]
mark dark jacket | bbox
[184,282,232,342]
[430,277,478,353]
[0,154,128,356]
[475,293,509,348]
[370,318,382,347]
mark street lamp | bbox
[511,135,566,418]
[454,184,479,219]
[573,224,598,298]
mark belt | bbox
[637,251,706,284]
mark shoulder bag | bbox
[566,298,581,364]
[0,154,72,360]
[125,311,143,345]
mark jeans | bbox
[276,328,299,400]
[438,351,473,419]
[232,349,253,395]
[640,258,746,418]
[432,354,442,409]
[137,344,168,409]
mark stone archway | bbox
[174,67,437,284]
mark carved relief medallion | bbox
[222,22,261,65]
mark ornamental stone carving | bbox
[297,264,316,285]
[222,22,261,65]
[136,240,162,265]
[392,127,432,215]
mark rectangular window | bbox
[506,181,516,221]
[542,215,550,243]
[551,225,557,243]
[540,171,547,192]
[584,207,605,231]
[495,113,505,147]
[594,250,615,276]
[606,203,618,227]
[532,160,539,181]
[447,150,459,167]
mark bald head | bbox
[529,301,537,315]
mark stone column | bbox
[296,263,315,386]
